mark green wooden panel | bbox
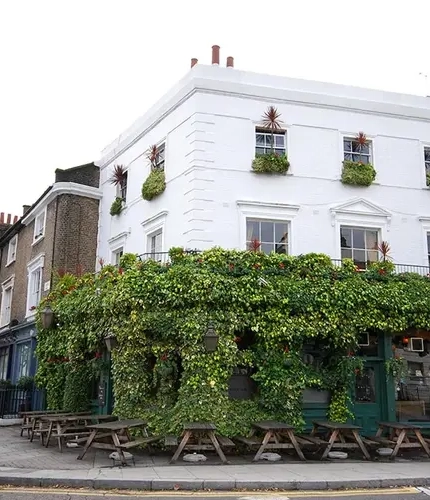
[303,403,329,431]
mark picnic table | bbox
[41,413,118,451]
[170,422,234,464]
[20,410,69,437]
[77,419,161,466]
[371,421,430,459]
[312,421,370,460]
[29,411,90,443]
[236,421,306,461]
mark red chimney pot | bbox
[212,45,220,65]
[226,56,234,68]
[191,58,198,68]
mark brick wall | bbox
[54,162,99,188]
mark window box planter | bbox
[110,197,123,216]
[341,160,376,186]
[142,169,166,201]
[426,172,430,187]
[251,153,290,175]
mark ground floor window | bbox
[246,219,289,254]
[0,347,9,380]
[15,342,31,380]
[340,226,379,269]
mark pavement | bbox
[1,426,430,492]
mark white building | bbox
[96,46,430,273]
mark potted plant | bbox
[16,376,34,413]
[385,355,407,383]
[141,145,166,201]
[252,106,290,174]
[110,197,123,216]
[341,132,376,186]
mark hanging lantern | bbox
[41,305,55,329]
[203,321,219,353]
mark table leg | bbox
[375,425,383,438]
[45,421,54,448]
[321,429,339,460]
[56,422,63,452]
[170,430,191,463]
[29,418,37,441]
[352,430,370,460]
[111,431,126,466]
[208,431,228,464]
[413,429,430,458]
[311,423,318,436]
[391,429,407,459]
[253,430,273,462]
[286,429,306,461]
[77,430,97,460]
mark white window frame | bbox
[246,219,289,255]
[26,254,45,317]
[340,132,375,166]
[112,247,124,266]
[142,211,168,255]
[154,142,166,171]
[331,198,391,261]
[237,201,300,255]
[108,231,130,266]
[148,230,163,256]
[6,235,18,266]
[255,129,287,156]
[419,217,430,269]
[32,209,47,244]
[0,276,14,328]
[0,346,9,380]
[339,226,380,268]
[116,170,128,202]
[423,144,430,188]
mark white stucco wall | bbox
[96,64,430,269]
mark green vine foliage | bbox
[36,250,430,435]
[426,172,430,187]
[385,355,408,383]
[252,153,290,174]
[341,160,376,186]
[141,169,166,201]
[110,197,123,216]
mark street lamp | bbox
[41,305,54,329]
[104,333,118,352]
[203,321,219,353]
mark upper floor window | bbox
[148,230,163,261]
[427,232,430,267]
[0,277,14,328]
[6,235,18,266]
[246,219,288,254]
[116,170,128,202]
[155,143,165,170]
[33,210,46,243]
[344,136,372,164]
[424,146,430,186]
[255,130,286,156]
[340,226,378,269]
[113,247,123,266]
[26,254,44,315]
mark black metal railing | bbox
[0,388,46,418]
[138,249,200,264]
[331,259,429,276]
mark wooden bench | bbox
[119,436,162,449]
[235,436,262,447]
[216,435,235,447]
[297,434,328,446]
[365,435,396,446]
[164,435,178,447]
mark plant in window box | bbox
[341,132,376,186]
[109,197,123,216]
[426,171,430,187]
[141,145,166,201]
[16,376,34,391]
[252,106,290,175]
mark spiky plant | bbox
[109,165,127,187]
[261,106,283,153]
[378,241,392,262]
[147,145,159,170]
[355,132,368,163]
[248,238,261,252]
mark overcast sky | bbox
[1,0,429,216]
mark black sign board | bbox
[97,382,106,407]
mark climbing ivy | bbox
[35,249,430,435]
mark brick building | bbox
[0,163,101,384]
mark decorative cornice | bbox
[237,200,300,213]
[108,231,130,245]
[141,211,169,229]
[22,182,102,224]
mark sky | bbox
[1,0,430,216]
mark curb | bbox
[0,475,429,491]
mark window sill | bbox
[5,259,15,267]
[31,235,45,246]
[25,312,36,321]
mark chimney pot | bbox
[227,56,234,68]
[6,214,11,224]
[191,58,198,68]
[13,215,18,223]
[212,45,220,65]
[0,213,3,224]
[23,205,31,215]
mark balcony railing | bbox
[138,253,429,276]
[331,259,429,276]
[0,387,46,418]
